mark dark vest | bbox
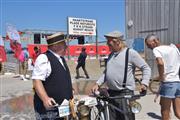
[34,51,73,114]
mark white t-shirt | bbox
[153,44,180,82]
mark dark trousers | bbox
[76,63,89,78]
[34,110,64,120]
[108,89,135,120]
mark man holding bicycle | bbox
[145,34,180,120]
[92,31,151,120]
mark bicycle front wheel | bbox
[89,106,105,120]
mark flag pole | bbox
[67,17,70,60]
[95,22,98,59]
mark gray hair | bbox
[145,34,159,42]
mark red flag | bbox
[6,24,22,60]
[0,36,7,62]
[0,46,7,62]
[10,40,22,59]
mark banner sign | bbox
[27,44,110,57]
[98,46,110,55]
[68,17,96,36]
[86,45,96,55]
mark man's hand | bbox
[91,83,100,93]
[139,84,147,96]
[43,97,57,110]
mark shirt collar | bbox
[48,50,62,59]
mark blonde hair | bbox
[120,40,127,47]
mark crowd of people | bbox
[31,31,180,120]
[2,31,180,120]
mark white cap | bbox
[104,31,125,40]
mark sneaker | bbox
[25,75,30,79]
[20,75,25,80]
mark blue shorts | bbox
[159,82,180,98]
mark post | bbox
[95,27,98,59]
[67,17,70,60]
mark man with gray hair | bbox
[145,34,180,120]
[92,31,151,120]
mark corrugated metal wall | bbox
[125,0,180,78]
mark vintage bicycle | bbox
[89,88,146,120]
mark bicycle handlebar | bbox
[92,90,147,101]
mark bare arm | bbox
[155,57,165,81]
[33,80,56,109]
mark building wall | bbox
[125,0,180,78]
[20,29,63,47]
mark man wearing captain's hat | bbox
[32,32,73,119]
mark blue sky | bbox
[0,0,125,42]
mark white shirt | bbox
[32,50,66,81]
[153,44,180,82]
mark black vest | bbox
[34,51,73,114]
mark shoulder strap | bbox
[122,48,129,88]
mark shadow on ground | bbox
[147,112,161,120]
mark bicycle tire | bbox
[149,79,160,94]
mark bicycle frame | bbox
[93,91,146,120]
[93,98,109,120]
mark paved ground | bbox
[0,59,178,120]
[0,74,178,120]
